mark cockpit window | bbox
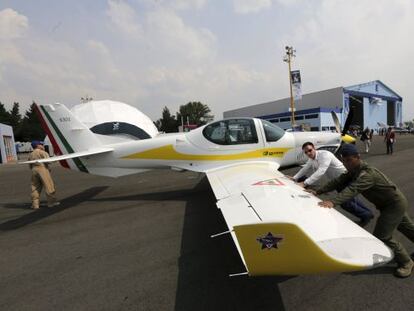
[261,120,285,142]
[203,119,258,145]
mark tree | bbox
[9,102,22,127]
[177,102,212,126]
[156,106,179,133]
[19,102,45,141]
[9,102,23,140]
[0,102,11,125]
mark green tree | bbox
[9,102,23,140]
[0,102,11,125]
[156,106,179,133]
[20,102,45,141]
[9,102,22,127]
[177,101,212,126]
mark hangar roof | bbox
[223,80,402,119]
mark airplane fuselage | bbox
[82,118,341,174]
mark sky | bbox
[1,0,413,121]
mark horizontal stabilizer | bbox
[21,147,113,164]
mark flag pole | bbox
[284,46,296,128]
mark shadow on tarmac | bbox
[346,265,396,276]
[0,186,108,231]
[174,177,289,311]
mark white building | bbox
[0,123,17,164]
[224,80,403,131]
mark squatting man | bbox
[306,144,414,278]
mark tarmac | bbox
[1,134,414,311]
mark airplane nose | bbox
[341,134,356,144]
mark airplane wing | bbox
[206,162,393,276]
[21,147,114,164]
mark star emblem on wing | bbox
[257,232,284,250]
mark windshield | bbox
[261,120,285,142]
[203,119,258,145]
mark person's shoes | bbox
[31,206,40,210]
[358,215,374,227]
[394,260,414,278]
[47,202,60,208]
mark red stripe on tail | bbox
[33,104,70,169]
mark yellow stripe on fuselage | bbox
[123,144,291,161]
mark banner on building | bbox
[290,70,302,101]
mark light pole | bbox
[283,46,296,128]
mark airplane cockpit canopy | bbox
[260,120,285,142]
[203,119,258,145]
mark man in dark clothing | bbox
[385,127,395,155]
[312,144,414,278]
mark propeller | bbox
[331,108,356,149]
[331,111,341,134]
[331,107,354,136]
[342,107,354,136]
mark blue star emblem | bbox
[257,232,283,250]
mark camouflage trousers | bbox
[374,198,414,265]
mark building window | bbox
[295,115,304,120]
[280,117,291,122]
[305,114,318,119]
[269,118,279,123]
[203,119,258,145]
[310,127,319,131]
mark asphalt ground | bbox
[1,134,414,311]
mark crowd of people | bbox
[354,126,397,155]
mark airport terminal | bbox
[224,80,403,131]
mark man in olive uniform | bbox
[28,141,59,209]
[313,144,414,278]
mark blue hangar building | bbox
[223,80,403,131]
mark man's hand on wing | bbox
[297,181,305,188]
[318,200,334,208]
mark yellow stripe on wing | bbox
[123,145,291,161]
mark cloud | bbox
[0,8,28,40]
[2,1,414,122]
[0,9,29,82]
[106,0,143,38]
[145,8,216,62]
[233,0,272,14]
[138,0,207,11]
[170,0,207,10]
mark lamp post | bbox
[283,46,296,128]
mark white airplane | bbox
[25,103,392,276]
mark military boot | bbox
[394,260,414,278]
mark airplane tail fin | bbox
[34,103,105,172]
